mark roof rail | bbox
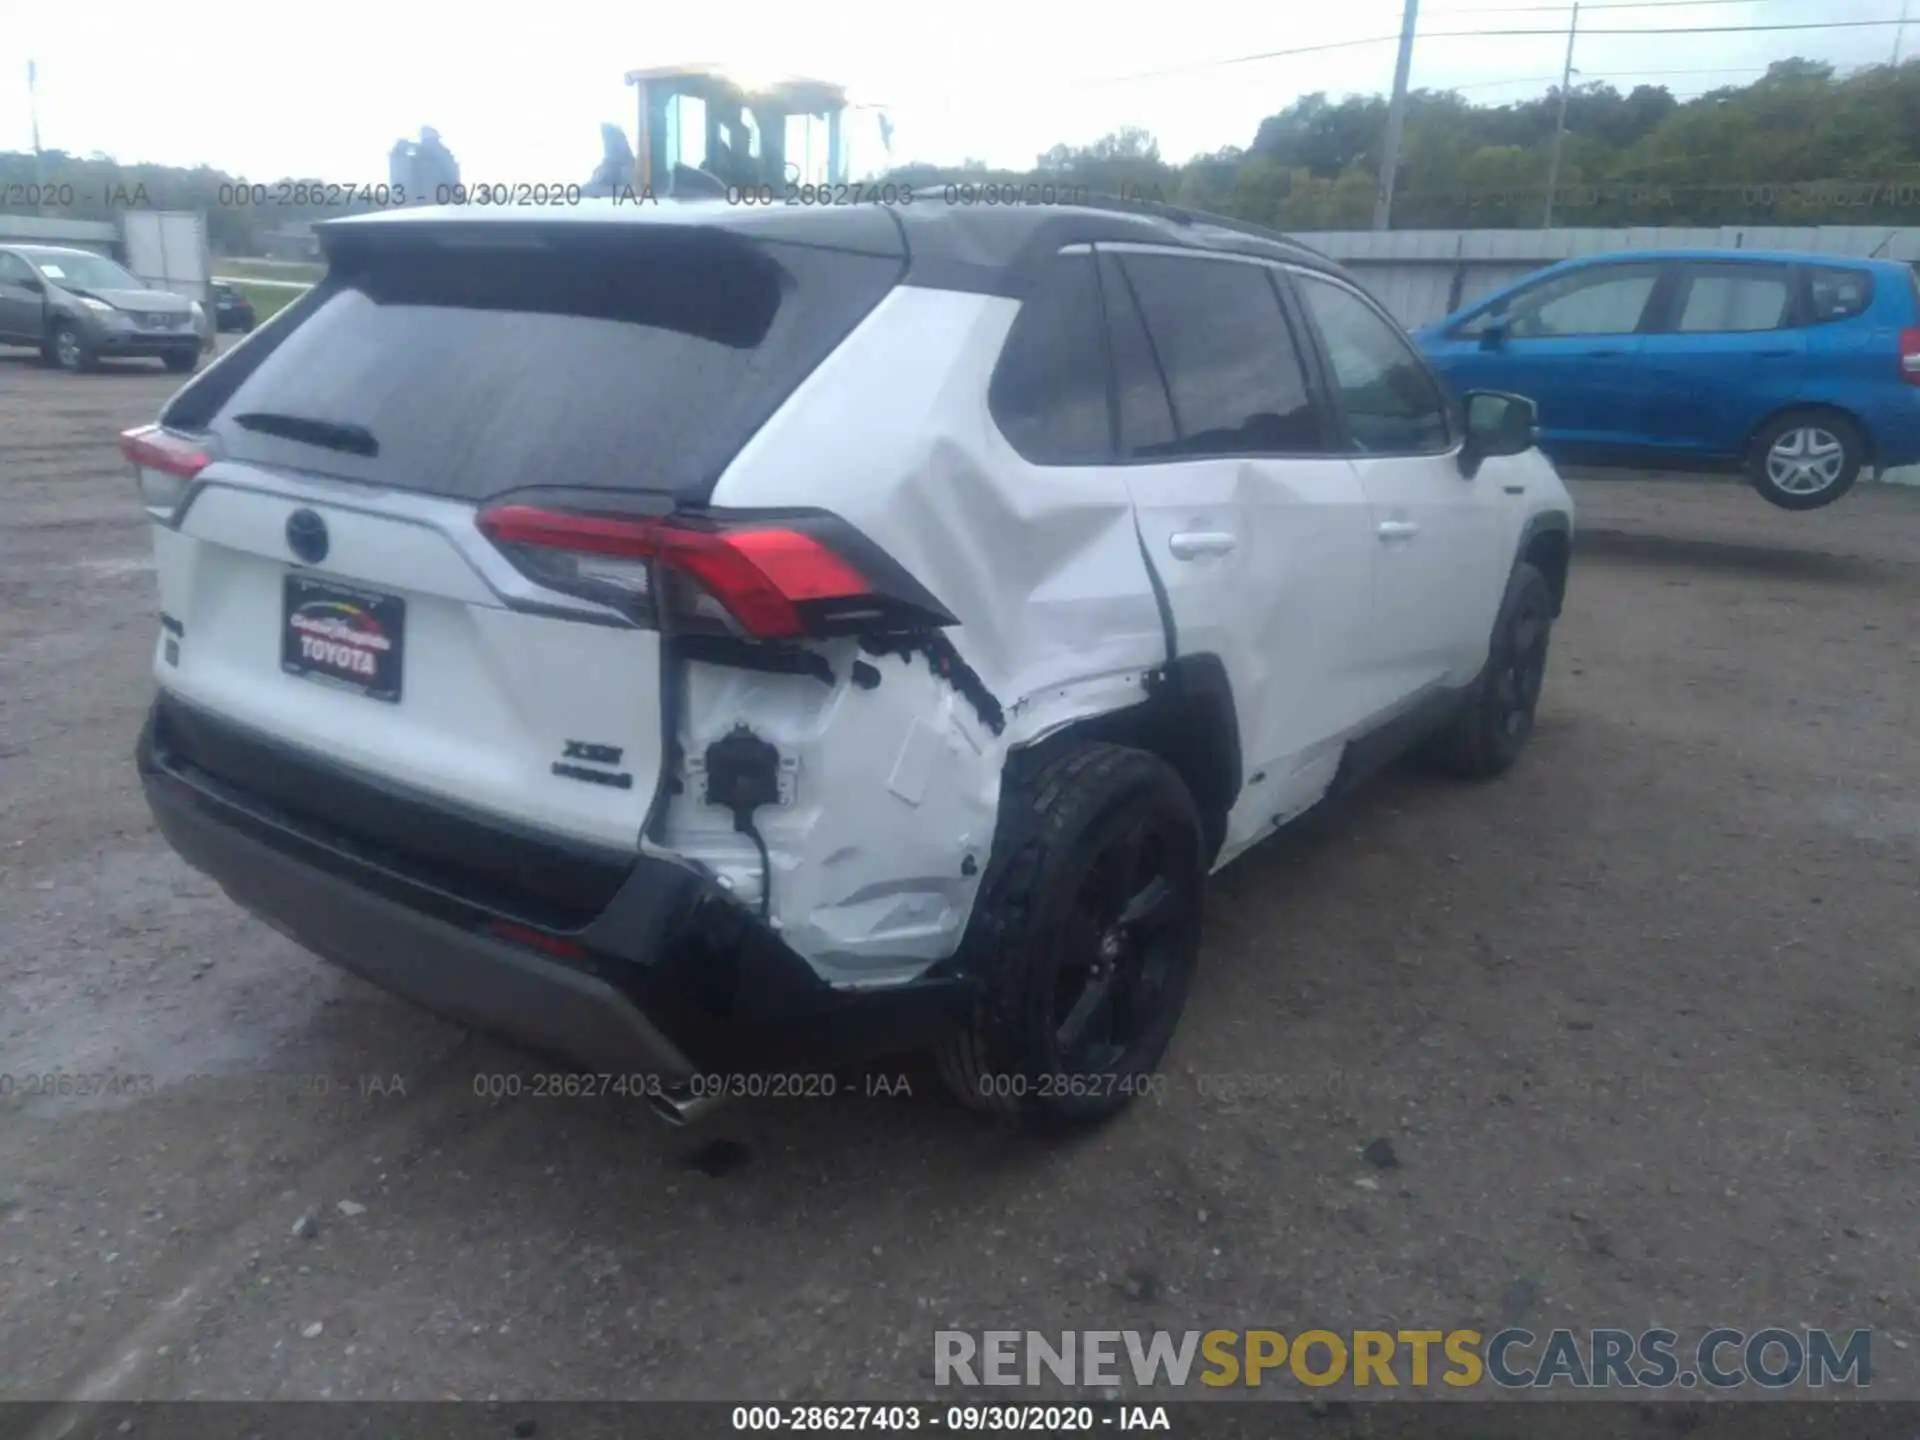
[1066,190,1316,248]
[907,184,1330,262]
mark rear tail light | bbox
[488,918,589,960]
[1899,328,1920,385]
[476,504,948,640]
[120,425,211,521]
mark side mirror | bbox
[1477,315,1509,351]
[1458,390,1538,478]
[16,276,44,293]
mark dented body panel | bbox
[133,199,1576,1092]
[656,644,1002,986]
[684,281,1575,979]
[684,286,1168,978]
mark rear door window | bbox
[988,252,1113,465]
[1117,251,1324,457]
[1672,263,1794,333]
[164,229,901,502]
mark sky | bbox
[0,0,1910,184]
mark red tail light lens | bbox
[121,425,212,521]
[477,505,874,640]
[488,918,589,960]
[1899,328,1920,385]
[121,426,212,476]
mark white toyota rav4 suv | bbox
[128,198,1572,1127]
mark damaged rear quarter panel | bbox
[660,650,997,987]
[685,284,1169,983]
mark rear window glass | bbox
[1807,267,1873,324]
[165,229,900,502]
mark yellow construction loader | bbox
[615,64,868,197]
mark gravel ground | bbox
[2,341,1917,1410]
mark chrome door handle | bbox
[1376,520,1421,540]
[1168,531,1237,559]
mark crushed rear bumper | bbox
[137,695,973,1079]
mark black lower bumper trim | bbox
[137,701,974,1078]
[100,338,200,355]
[144,752,699,1078]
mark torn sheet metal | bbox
[686,286,1167,982]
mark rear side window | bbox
[988,253,1112,465]
[1118,252,1322,457]
[1807,266,1873,324]
[1673,263,1793,333]
[166,230,900,502]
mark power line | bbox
[1087,17,1911,85]
[1586,64,1782,74]
[1450,64,1778,88]
[1428,0,1834,13]
[1088,34,1399,85]
[1450,73,1566,88]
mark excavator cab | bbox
[627,65,850,197]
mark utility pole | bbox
[1372,0,1420,231]
[27,59,46,212]
[1896,0,1911,66]
[1542,0,1579,228]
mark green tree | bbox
[20,58,1920,245]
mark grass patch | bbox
[225,279,306,324]
[215,256,324,284]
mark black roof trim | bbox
[926,188,1336,264]
[315,194,1350,298]
[892,191,1343,297]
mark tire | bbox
[1746,409,1865,511]
[1424,561,1554,781]
[936,742,1206,1127]
[49,323,96,374]
[163,350,199,374]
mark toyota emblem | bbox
[286,508,329,565]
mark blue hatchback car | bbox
[1415,250,1920,510]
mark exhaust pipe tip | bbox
[648,1086,724,1127]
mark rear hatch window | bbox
[164,223,902,503]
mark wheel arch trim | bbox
[1002,652,1241,864]
[1514,509,1572,616]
